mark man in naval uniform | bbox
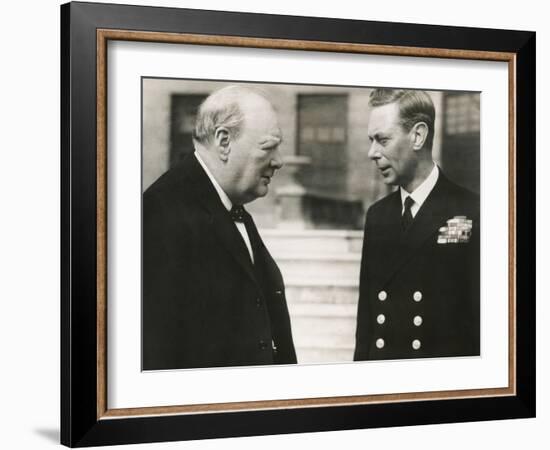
[354,88,480,361]
[143,86,297,370]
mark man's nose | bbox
[270,149,284,170]
[368,142,380,160]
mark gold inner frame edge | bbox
[95,28,517,419]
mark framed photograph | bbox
[61,1,535,447]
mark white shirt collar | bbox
[400,163,439,216]
[194,150,233,212]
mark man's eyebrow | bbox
[369,132,388,140]
[259,134,283,148]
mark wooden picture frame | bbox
[61,1,535,446]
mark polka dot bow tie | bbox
[229,205,246,222]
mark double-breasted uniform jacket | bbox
[354,170,480,361]
[142,154,297,370]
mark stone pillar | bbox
[275,155,311,229]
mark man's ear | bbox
[214,127,231,162]
[410,122,429,151]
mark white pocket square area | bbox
[437,216,473,244]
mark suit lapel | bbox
[379,173,453,287]
[183,155,260,287]
[244,212,283,288]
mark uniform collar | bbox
[400,163,439,210]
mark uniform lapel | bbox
[378,173,452,287]
[373,191,404,282]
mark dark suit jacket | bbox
[354,170,480,360]
[142,154,297,370]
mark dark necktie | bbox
[402,196,415,232]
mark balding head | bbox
[193,85,273,146]
[193,85,283,205]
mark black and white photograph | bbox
[141,78,481,371]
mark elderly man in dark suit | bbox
[143,86,297,370]
[354,88,480,361]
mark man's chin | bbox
[381,176,395,186]
[248,187,268,203]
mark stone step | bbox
[287,299,358,364]
[261,229,363,255]
[290,317,356,346]
[276,252,361,281]
[288,302,357,318]
[292,334,355,352]
[293,334,355,351]
[297,347,354,364]
[285,284,358,304]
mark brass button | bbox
[376,338,385,349]
[412,339,421,350]
[413,315,423,326]
[378,291,387,301]
[377,314,386,325]
[413,291,423,302]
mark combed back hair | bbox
[193,85,270,145]
[369,88,436,150]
